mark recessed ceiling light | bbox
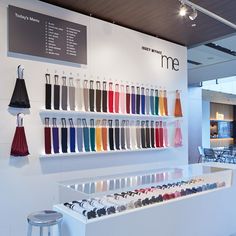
[192,23,196,27]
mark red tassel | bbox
[11,126,29,156]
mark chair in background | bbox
[197,146,204,163]
[203,148,220,162]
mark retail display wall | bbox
[0,0,187,235]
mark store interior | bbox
[1,0,236,236]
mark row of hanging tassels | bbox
[8,65,184,157]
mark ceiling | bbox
[202,89,236,105]
[188,34,236,84]
[41,0,236,47]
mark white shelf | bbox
[39,109,181,120]
[39,147,171,159]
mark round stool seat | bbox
[27,210,63,227]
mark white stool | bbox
[27,210,63,236]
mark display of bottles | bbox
[42,117,182,155]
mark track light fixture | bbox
[189,7,198,20]
[179,1,198,20]
[178,0,236,30]
[179,3,187,16]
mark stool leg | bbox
[48,226,51,236]
[58,222,62,236]
[27,224,32,236]
[40,227,43,236]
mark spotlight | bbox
[189,7,198,20]
[179,4,187,16]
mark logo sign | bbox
[142,46,180,71]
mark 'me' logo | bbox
[141,46,180,72]
[161,55,179,71]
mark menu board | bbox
[8,5,87,65]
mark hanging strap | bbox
[52,118,59,153]
[45,74,52,110]
[61,76,68,110]
[69,77,75,111]
[61,118,68,153]
[53,75,60,110]
[44,117,51,154]
[69,118,75,152]
[17,113,23,127]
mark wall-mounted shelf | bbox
[210,119,234,122]
[39,109,182,120]
[210,138,234,140]
[39,146,173,159]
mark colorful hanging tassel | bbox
[174,90,183,117]
[10,113,29,156]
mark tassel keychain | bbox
[130,120,137,149]
[120,85,125,114]
[163,121,169,147]
[61,76,68,110]
[155,121,160,148]
[136,86,140,114]
[150,89,154,115]
[121,120,126,150]
[102,119,108,151]
[115,83,120,113]
[9,65,30,108]
[10,113,29,156]
[141,87,145,115]
[82,119,90,152]
[69,118,75,152]
[136,120,141,149]
[159,90,165,116]
[45,73,51,109]
[150,121,155,148]
[108,120,114,151]
[53,75,60,110]
[163,90,168,116]
[102,81,107,113]
[146,120,151,148]
[52,118,59,153]
[159,121,164,147]
[77,118,83,152]
[126,85,130,114]
[108,82,114,113]
[96,81,102,112]
[61,118,68,153]
[69,77,75,111]
[125,120,131,150]
[145,88,150,115]
[115,119,120,150]
[83,80,89,112]
[141,121,146,148]
[90,119,95,151]
[155,89,159,116]
[174,120,183,147]
[44,117,51,154]
[89,80,95,112]
[96,120,102,151]
[174,90,183,117]
[131,86,136,114]
[75,79,83,111]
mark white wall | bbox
[202,100,210,148]
[188,87,202,163]
[0,0,187,235]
